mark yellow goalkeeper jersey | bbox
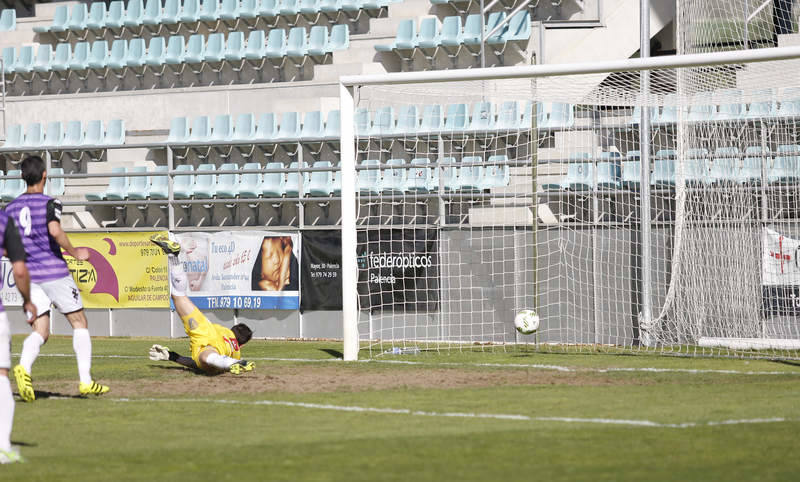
[180,307,242,364]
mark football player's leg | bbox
[0,314,15,454]
[62,309,109,396]
[14,284,51,402]
[198,347,254,375]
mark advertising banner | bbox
[175,231,300,310]
[762,227,800,316]
[300,231,342,311]
[356,228,439,312]
[63,232,170,308]
[0,258,25,307]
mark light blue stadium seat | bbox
[468,102,495,132]
[13,45,35,77]
[1,47,15,75]
[87,40,109,70]
[0,9,15,32]
[105,119,126,145]
[709,147,739,184]
[149,166,170,199]
[216,162,240,198]
[162,0,181,24]
[37,5,69,33]
[319,0,341,15]
[165,35,186,65]
[233,113,256,141]
[277,111,301,141]
[462,14,482,46]
[483,155,510,188]
[86,2,107,31]
[383,158,408,193]
[459,157,483,191]
[357,159,382,194]
[238,0,260,19]
[301,111,324,139]
[87,167,128,201]
[299,0,320,20]
[407,158,432,192]
[44,121,65,148]
[220,0,241,21]
[714,89,746,120]
[416,17,441,50]
[64,120,84,147]
[440,157,459,191]
[395,105,419,135]
[444,103,468,131]
[259,0,280,17]
[484,11,506,44]
[108,39,128,70]
[370,107,395,136]
[22,123,44,149]
[127,166,151,200]
[687,93,715,122]
[496,101,520,130]
[204,33,225,63]
[655,149,677,160]
[595,161,620,190]
[145,37,167,66]
[324,110,340,138]
[67,3,88,31]
[142,0,163,27]
[189,116,212,143]
[439,16,462,52]
[256,113,279,141]
[245,30,267,59]
[193,163,217,198]
[629,105,659,125]
[768,147,800,185]
[124,38,147,70]
[745,89,777,118]
[419,104,443,133]
[777,87,800,117]
[375,19,415,52]
[2,125,23,150]
[655,94,680,124]
[46,168,66,197]
[185,34,206,64]
[173,164,195,199]
[540,102,574,129]
[308,161,334,196]
[106,1,126,30]
[496,10,530,43]
[125,0,145,27]
[210,115,233,142]
[83,120,105,146]
[199,0,222,22]
[286,26,308,59]
[239,162,263,198]
[181,0,202,23]
[684,150,710,186]
[168,117,191,143]
[355,108,370,136]
[2,170,24,202]
[621,161,641,190]
[331,163,341,195]
[225,31,246,61]
[266,29,288,59]
[328,24,349,51]
[279,0,300,16]
[740,146,765,184]
[33,44,53,75]
[566,162,594,191]
[308,26,329,57]
[50,44,71,72]
[262,161,287,197]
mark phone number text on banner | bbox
[175,231,300,310]
[63,232,170,308]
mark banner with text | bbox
[0,258,25,307]
[175,231,300,310]
[62,232,170,308]
[762,227,800,317]
[357,229,439,312]
[300,231,342,311]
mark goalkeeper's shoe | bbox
[0,447,23,465]
[79,381,110,397]
[149,233,181,256]
[229,360,255,375]
[13,365,35,403]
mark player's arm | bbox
[46,199,88,261]
[148,344,199,370]
[5,218,36,323]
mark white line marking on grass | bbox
[106,397,795,428]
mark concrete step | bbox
[314,61,388,82]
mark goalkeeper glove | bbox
[148,344,171,361]
[229,360,255,375]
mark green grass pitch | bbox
[3,335,800,481]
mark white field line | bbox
[103,397,795,429]
[21,353,800,376]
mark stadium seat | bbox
[173,164,196,199]
[0,9,15,32]
[777,87,800,117]
[407,157,432,192]
[285,161,310,196]
[256,113,279,141]
[768,144,800,184]
[126,165,152,200]
[566,162,595,191]
[50,44,72,76]
[168,117,191,143]
[709,147,739,184]
[33,45,54,78]
[357,159,382,194]
[87,40,110,80]
[468,102,495,132]
[651,158,675,188]
[220,0,241,24]
[684,149,710,186]
[382,158,408,193]
[142,0,163,31]
[308,161,334,196]
[483,11,506,44]
[2,125,23,150]
[444,103,468,131]
[458,157,483,191]
[655,94,680,125]
[67,4,88,32]
[540,103,574,129]
[225,31,247,63]
[370,107,395,136]
[1,47,15,76]
[483,155,510,188]
[205,32,226,64]
[44,121,65,149]
[395,105,419,136]
[22,123,44,149]
[262,161,287,197]
[418,104,443,134]
[199,0,222,23]
[210,114,234,143]
[300,111,324,139]
[239,162,263,198]
[189,116,212,143]
[687,93,715,122]
[266,28,288,64]
[714,89,746,120]
[162,0,182,26]
[416,17,441,58]
[107,39,129,72]
[217,162,240,198]
[86,2,107,32]
[105,119,126,145]
[87,167,128,201]
[277,111,301,141]
[308,25,329,57]
[629,105,659,125]
[12,45,35,81]
[46,168,66,197]
[496,101,521,130]
[745,89,777,118]
[594,161,620,190]
[233,113,257,142]
[83,120,106,146]
[2,170,25,202]
[106,1,127,31]
[125,0,145,29]
[740,146,766,184]
[165,35,186,70]
[375,19,416,53]
[193,163,217,198]
[621,160,641,190]
[439,157,459,191]
[148,166,170,199]
[328,24,349,51]
[34,5,68,34]
[185,34,207,68]
[181,0,202,24]
[64,120,85,147]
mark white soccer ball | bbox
[514,310,540,335]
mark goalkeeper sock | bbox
[19,331,44,373]
[72,328,93,385]
[204,353,239,371]
[0,377,14,452]
[168,255,188,297]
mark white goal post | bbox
[339,45,800,361]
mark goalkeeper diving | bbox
[148,233,255,375]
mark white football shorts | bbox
[31,275,84,317]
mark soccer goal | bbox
[339,45,800,361]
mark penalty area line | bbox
[107,397,796,429]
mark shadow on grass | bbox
[771,359,800,368]
[10,440,37,447]
[320,348,343,359]
[149,364,214,376]
[28,390,87,400]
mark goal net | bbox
[341,50,800,361]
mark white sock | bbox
[0,377,13,452]
[169,255,188,297]
[72,328,92,384]
[204,353,238,371]
[19,332,45,374]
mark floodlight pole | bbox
[638,0,653,344]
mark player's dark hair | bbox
[21,155,46,186]
[232,323,253,346]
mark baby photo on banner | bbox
[174,231,300,310]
